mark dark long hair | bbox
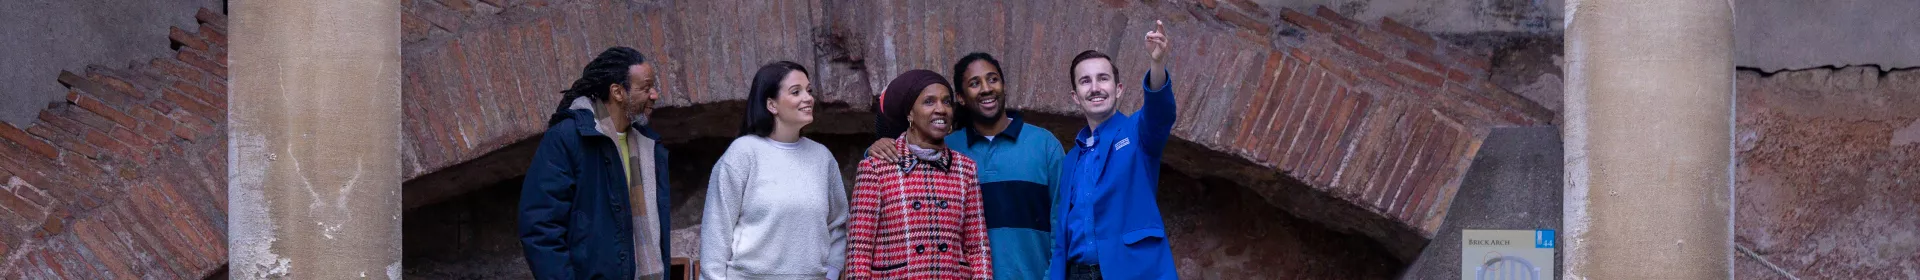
[552,47,646,123]
[740,61,810,137]
[950,52,1003,130]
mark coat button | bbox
[938,201,949,209]
[913,201,922,210]
[915,244,926,253]
[938,243,949,252]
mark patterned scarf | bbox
[899,143,951,172]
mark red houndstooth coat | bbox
[845,139,992,279]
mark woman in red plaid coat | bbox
[846,70,992,279]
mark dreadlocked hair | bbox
[553,47,647,120]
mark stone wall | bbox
[1401,126,1564,279]
[0,0,225,126]
[1734,66,1920,278]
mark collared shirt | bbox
[1049,69,1180,279]
[1060,70,1176,268]
[1064,121,1121,264]
[945,111,1064,280]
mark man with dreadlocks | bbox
[518,46,674,280]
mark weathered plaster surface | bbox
[229,0,403,278]
[1563,0,1734,278]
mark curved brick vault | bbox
[0,0,1555,278]
[397,0,1550,262]
[0,8,229,279]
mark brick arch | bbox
[0,8,229,279]
[399,0,1551,260]
[0,1,1560,278]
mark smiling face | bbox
[908,84,955,144]
[958,60,1005,121]
[767,70,815,129]
[1071,57,1123,120]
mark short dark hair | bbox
[951,52,1003,128]
[740,61,810,137]
[1068,50,1118,86]
[555,47,646,118]
[952,52,1004,93]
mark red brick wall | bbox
[398,0,830,180]
[1241,6,1555,245]
[0,8,229,279]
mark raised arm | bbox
[1137,20,1177,154]
[1145,20,1170,92]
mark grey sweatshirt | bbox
[699,135,849,280]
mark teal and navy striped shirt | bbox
[945,111,1064,280]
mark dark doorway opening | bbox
[401,105,1405,279]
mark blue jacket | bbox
[518,103,673,280]
[945,111,1064,280]
[1051,71,1178,280]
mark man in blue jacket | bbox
[518,46,674,280]
[1051,21,1179,280]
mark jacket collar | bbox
[564,97,608,137]
[1074,113,1125,149]
[564,97,659,141]
[963,110,1027,144]
[892,132,955,172]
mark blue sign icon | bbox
[1535,229,1556,248]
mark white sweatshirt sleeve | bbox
[700,154,745,280]
[824,160,849,279]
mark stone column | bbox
[227,0,403,279]
[1563,0,1734,279]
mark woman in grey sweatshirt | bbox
[700,61,849,280]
